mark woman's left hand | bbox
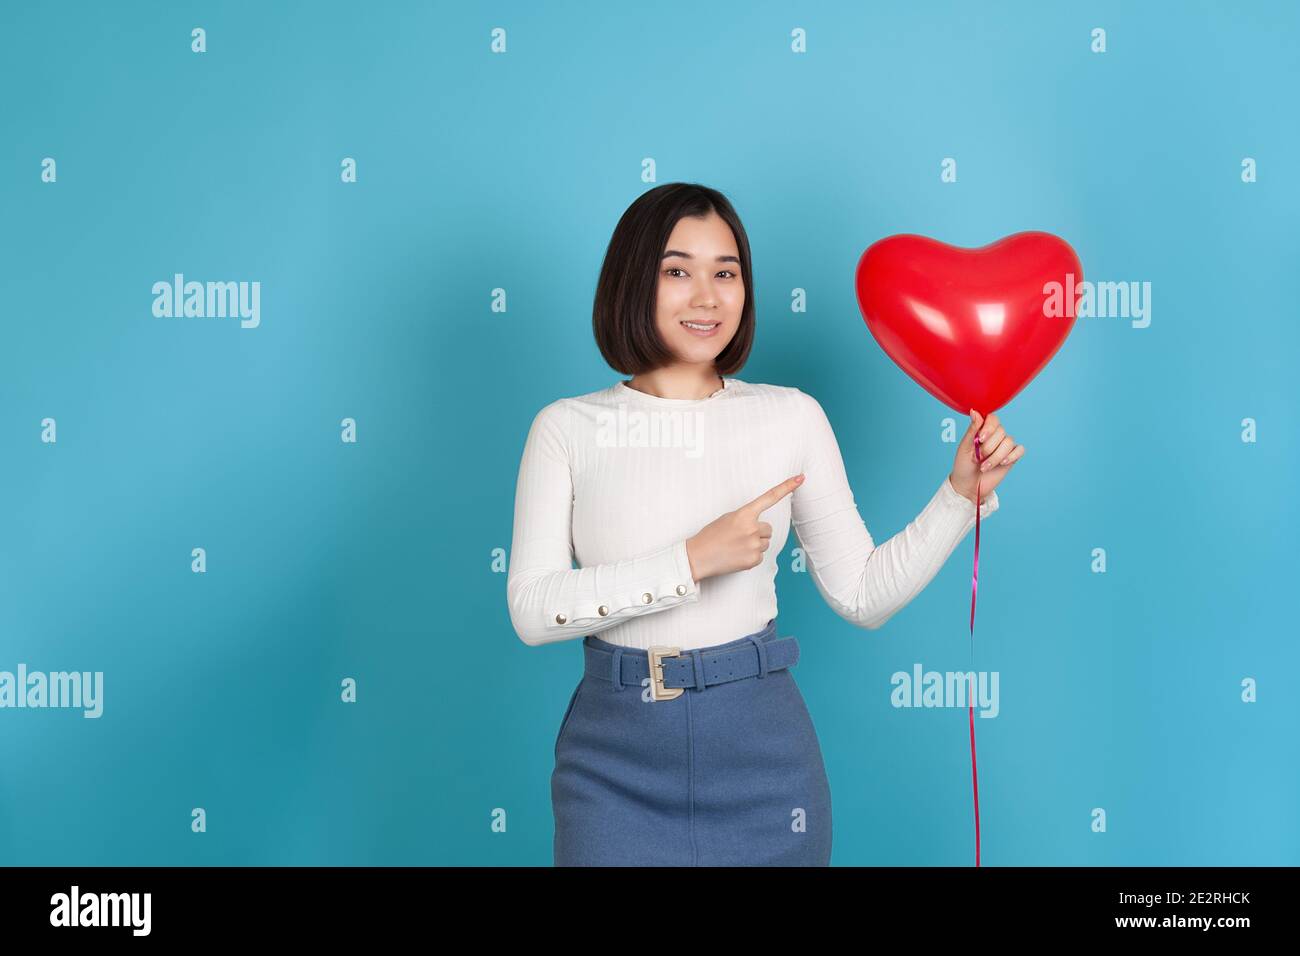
[948,409,1023,505]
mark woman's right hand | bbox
[685,474,805,582]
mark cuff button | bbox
[554,613,567,624]
[675,584,687,596]
[641,592,653,604]
[597,605,609,616]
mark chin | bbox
[676,340,731,361]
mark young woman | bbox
[506,183,1022,866]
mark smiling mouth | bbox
[681,320,721,333]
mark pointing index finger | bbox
[743,474,805,515]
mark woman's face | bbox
[654,211,744,365]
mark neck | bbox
[625,365,725,400]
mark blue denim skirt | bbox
[550,617,833,866]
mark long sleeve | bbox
[506,400,700,646]
[789,390,998,631]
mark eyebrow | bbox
[662,249,741,264]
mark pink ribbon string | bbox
[968,433,983,868]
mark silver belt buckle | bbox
[647,646,683,701]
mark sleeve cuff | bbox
[941,474,999,520]
[672,538,699,589]
[543,540,700,632]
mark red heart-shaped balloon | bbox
[854,231,1082,415]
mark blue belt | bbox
[582,619,800,696]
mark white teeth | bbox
[682,321,718,331]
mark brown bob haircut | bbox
[592,182,755,376]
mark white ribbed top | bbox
[506,377,997,650]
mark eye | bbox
[664,268,739,279]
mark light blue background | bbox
[1,0,1295,865]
